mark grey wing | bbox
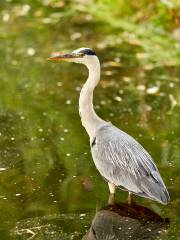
[91,124,170,204]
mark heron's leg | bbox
[108,182,116,194]
[128,192,133,206]
[108,182,116,205]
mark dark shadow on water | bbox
[83,202,169,240]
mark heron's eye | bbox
[73,53,85,58]
[79,53,85,57]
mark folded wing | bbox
[91,124,170,204]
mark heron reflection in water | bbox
[82,202,169,240]
[48,48,170,205]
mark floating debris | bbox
[0,168,6,171]
[114,96,122,102]
[21,4,31,15]
[70,32,82,40]
[122,77,131,83]
[80,213,86,219]
[146,86,159,94]
[104,70,113,76]
[169,82,175,88]
[136,52,148,59]
[146,105,152,111]
[2,13,10,22]
[103,61,122,67]
[169,94,178,108]
[27,48,36,56]
[100,100,106,105]
[14,4,31,17]
[42,18,52,24]
[66,100,71,105]
[75,86,81,91]
[143,64,154,70]
[57,81,63,87]
[15,193,21,197]
[127,38,141,46]
[137,85,146,91]
[0,195,6,198]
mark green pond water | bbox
[0,1,179,239]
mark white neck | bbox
[79,57,106,141]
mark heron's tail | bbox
[158,187,170,205]
[135,186,170,205]
[135,173,170,205]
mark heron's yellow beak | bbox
[47,52,84,61]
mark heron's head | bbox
[47,47,98,67]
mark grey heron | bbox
[48,47,170,205]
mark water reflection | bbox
[83,202,169,240]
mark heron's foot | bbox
[108,193,115,205]
[128,192,133,206]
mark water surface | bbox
[0,2,179,239]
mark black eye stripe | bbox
[79,49,96,56]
